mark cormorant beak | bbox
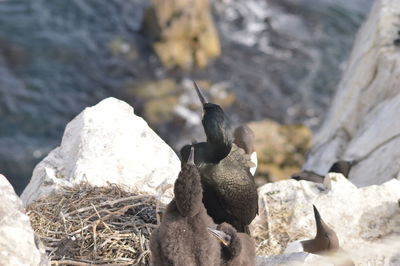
[207,227,231,246]
[313,205,329,235]
[313,205,321,225]
[187,146,195,165]
[193,80,209,105]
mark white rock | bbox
[283,241,304,254]
[21,97,181,206]
[304,0,400,187]
[0,174,49,266]
[256,253,333,266]
[251,174,400,265]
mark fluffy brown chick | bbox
[209,222,256,266]
[150,147,221,266]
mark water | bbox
[0,0,373,194]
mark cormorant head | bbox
[193,81,233,163]
[208,223,242,261]
[207,227,232,247]
[313,205,339,252]
[233,125,255,154]
[175,146,203,217]
[328,160,353,177]
[182,146,197,171]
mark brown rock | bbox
[248,120,312,183]
[131,79,181,125]
[145,96,179,124]
[133,79,178,99]
[145,0,221,69]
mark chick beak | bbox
[187,146,195,165]
[207,227,231,247]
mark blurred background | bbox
[0,0,373,194]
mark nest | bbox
[251,191,292,256]
[27,183,159,265]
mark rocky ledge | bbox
[0,95,397,265]
[1,0,400,265]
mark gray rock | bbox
[0,174,49,266]
[304,0,400,187]
[21,97,181,206]
[251,174,400,265]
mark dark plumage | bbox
[208,223,256,266]
[199,145,258,233]
[285,206,354,266]
[181,81,233,165]
[328,160,352,177]
[301,205,339,254]
[180,82,258,233]
[291,170,325,183]
[291,160,353,183]
[150,147,221,266]
[300,206,354,266]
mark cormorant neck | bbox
[202,103,233,163]
[207,140,232,164]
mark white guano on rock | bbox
[303,0,400,187]
[21,97,181,206]
[0,174,49,266]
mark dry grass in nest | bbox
[27,183,159,265]
[251,191,292,256]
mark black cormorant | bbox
[150,147,221,266]
[328,160,352,177]
[180,82,258,233]
[208,223,256,266]
[291,160,353,183]
[181,81,233,165]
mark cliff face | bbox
[304,0,400,187]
